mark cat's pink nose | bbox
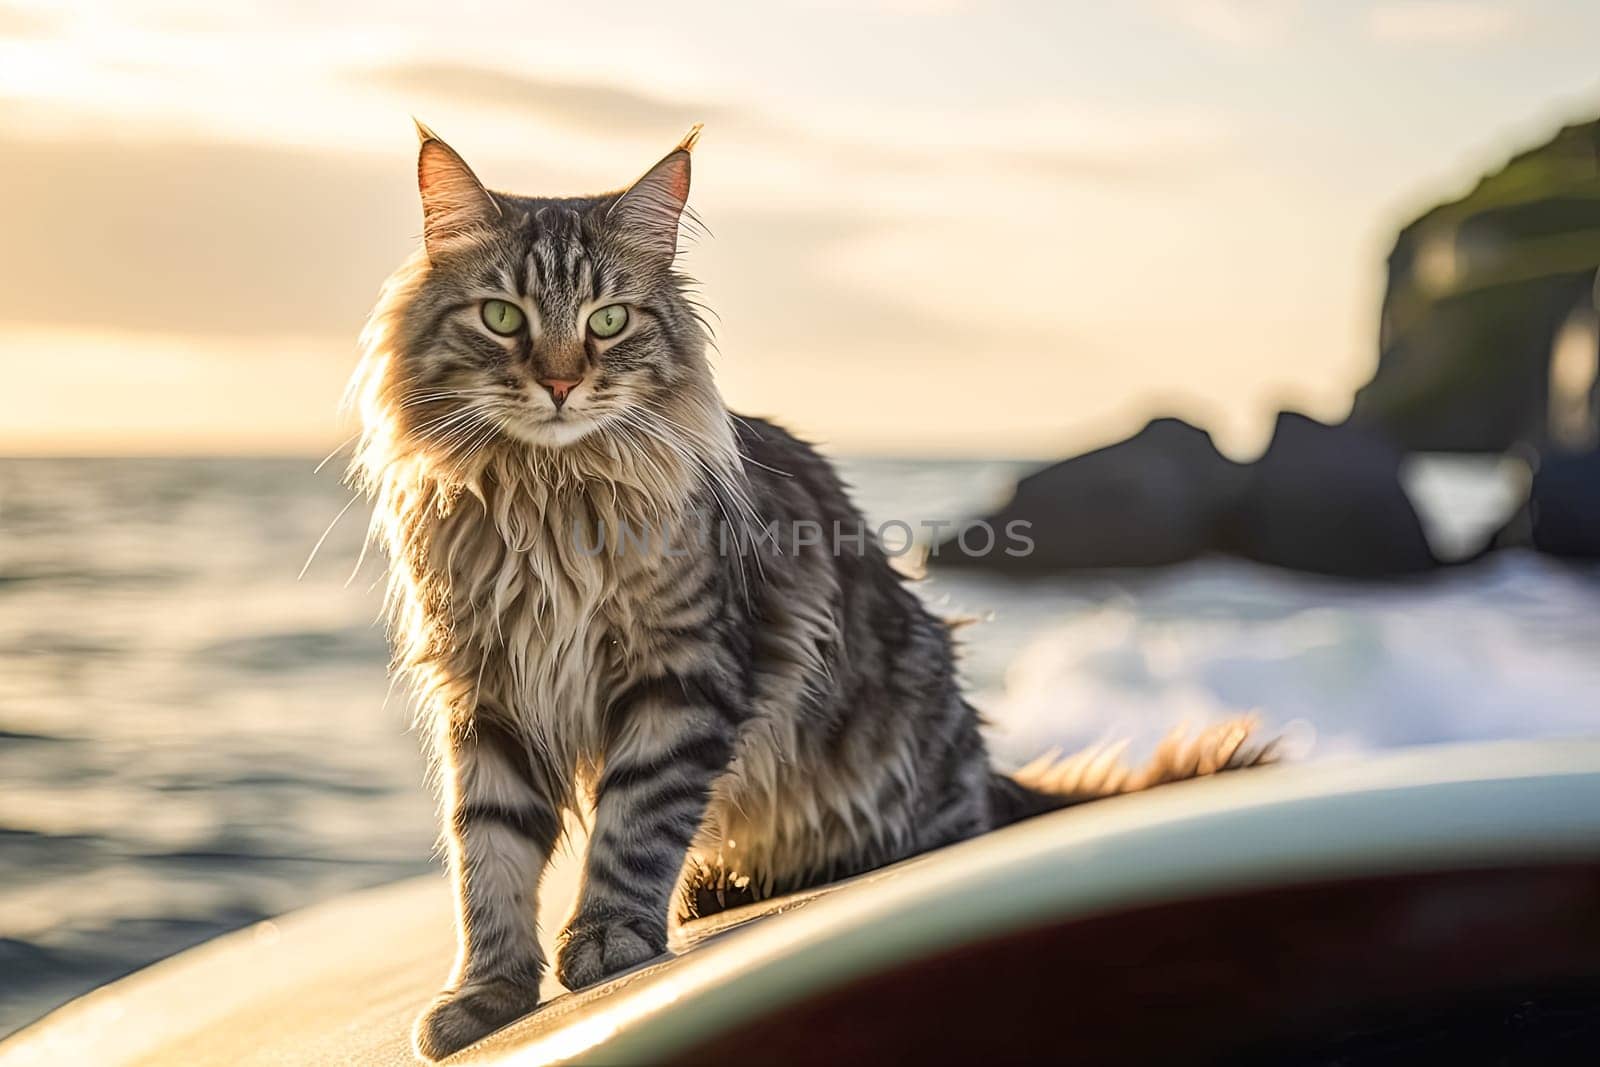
[538,377,583,407]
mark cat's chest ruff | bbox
[473,498,675,708]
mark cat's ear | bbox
[414,120,500,255]
[608,125,701,260]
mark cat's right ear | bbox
[415,120,500,256]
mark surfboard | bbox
[8,741,1600,1066]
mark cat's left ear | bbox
[414,120,500,256]
[608,125,702,260]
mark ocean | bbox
[2,455,1597,1037]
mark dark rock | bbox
[1217,413,1438,578]
[1353,273,1595,452]
[938,413,1440,579]
[1493,450,1600,558]
[932,418,1246,572]
[1351,117,1600,451]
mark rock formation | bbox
[1351,118,1600,452]
[936,414,1437,578]
[934,418,1246,573]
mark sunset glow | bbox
[3,0,1599,456]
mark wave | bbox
[978,552,1600,767]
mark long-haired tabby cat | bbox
[349,124,1271,1061]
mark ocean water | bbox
[2,455,1598,1037]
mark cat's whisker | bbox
[417,407,496,456]
[609,407,761,601]
[298,491,363,581]
[620,409,766,559]
[313,432,360,475]
[398,389,482,410]
[435,415,505,485]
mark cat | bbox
[347,124,1272,1061]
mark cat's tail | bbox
[987,718,1279,829]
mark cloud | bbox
[362,62,738,140]
[1366,2,1520,45]
[839,140,1222,188]
[0,127,414,338]
[0,3,54,39]
[791,0,974,11]
[700,207,1065,361]
[1153,0,1304,48]
[0,119,1054,360]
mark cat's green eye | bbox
[587,304,629,339]
[481,299,525,337]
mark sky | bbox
[1,0,1598,458]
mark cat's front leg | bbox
[414,714,560,1061]
[556,675,737,990]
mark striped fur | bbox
[351,130,1272,1061]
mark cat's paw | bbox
[556,914,665,991]
[412,979,539,1061]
